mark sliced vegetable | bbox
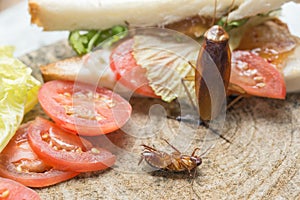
[230,50,286,99]
[237,19,297,70]
[228,15,281,51]
[0,46,40,153]
[38,80,131,136]
[69,25,128,55]
[28,117,116,172]
[112,35,286,102]
[110,38,158,98]
[0,122,79,188]
[0,177,41,200]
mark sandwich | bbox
[28,0,300,101]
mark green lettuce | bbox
[217,17,249,32]
[68,25,128,55]
[0,46,41,152]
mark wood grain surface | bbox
[19,41,300,200]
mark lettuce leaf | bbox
[133,33,199,102]
[68,25,128,55]
[0,46,41,152]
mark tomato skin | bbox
[0,177,40,200]
[110,38,159,98]
[38,80,132,136]
[0,123,79,188]
[28,117,116,172]
[230,51,286,99]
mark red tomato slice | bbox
[110,38,159,98]
[28,117,116,172]
[230,51,286,99]
[0,123,79,188]
[38,80,132,136]
[0,177,40,200]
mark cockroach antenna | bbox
[124,20,130,27]
[224,0,236,27]
[124,20,136,37]
[212,0,217,26]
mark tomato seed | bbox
[256,83,266,88]
[16,165,23,172]
[75,148,83,153]
[63,92,71,97]
[91,148,100,154]
[254,76,264,82]
[0,189,10,199]
[41,133,49,139]
[238,62,249,70]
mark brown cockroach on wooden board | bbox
[139,139,214,199]
[138,139,203,175]
[195,25,231,122]
[175,0,240,143]
[177,24,234,143]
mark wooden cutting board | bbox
[19,41,300,200]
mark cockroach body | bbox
[195,25,231,122]
[139,139,202,174]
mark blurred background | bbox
[0,0,67,56]
[0,0,20,10]
[0,0,299,57]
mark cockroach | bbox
[139,140,212,198]
[174,0,238,143]
[177,24,233,143]
[195,25,231,122]
[138,139,202,175]
[195,0,239,123]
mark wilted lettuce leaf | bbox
[133,34,199,102]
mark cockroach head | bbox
[191,156,202,166]
[204,25,229,42]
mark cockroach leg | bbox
[141,144,158,152]
[188,61,197,70]
[191,148,202,156]
[167,114,201,125]
[181,77,198,112]
[201,121,232,144]
[168,115,232,143]
[226,95,243,110]
[162,138,181,153]
[124,20,130,26]
[138,155,144,166]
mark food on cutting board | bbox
[0,79,129,183]
[32,0,300,98]
[1,0,300,198]
[0,47,126,193]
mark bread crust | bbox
[29,2,42,29]
[40,57,82,82]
